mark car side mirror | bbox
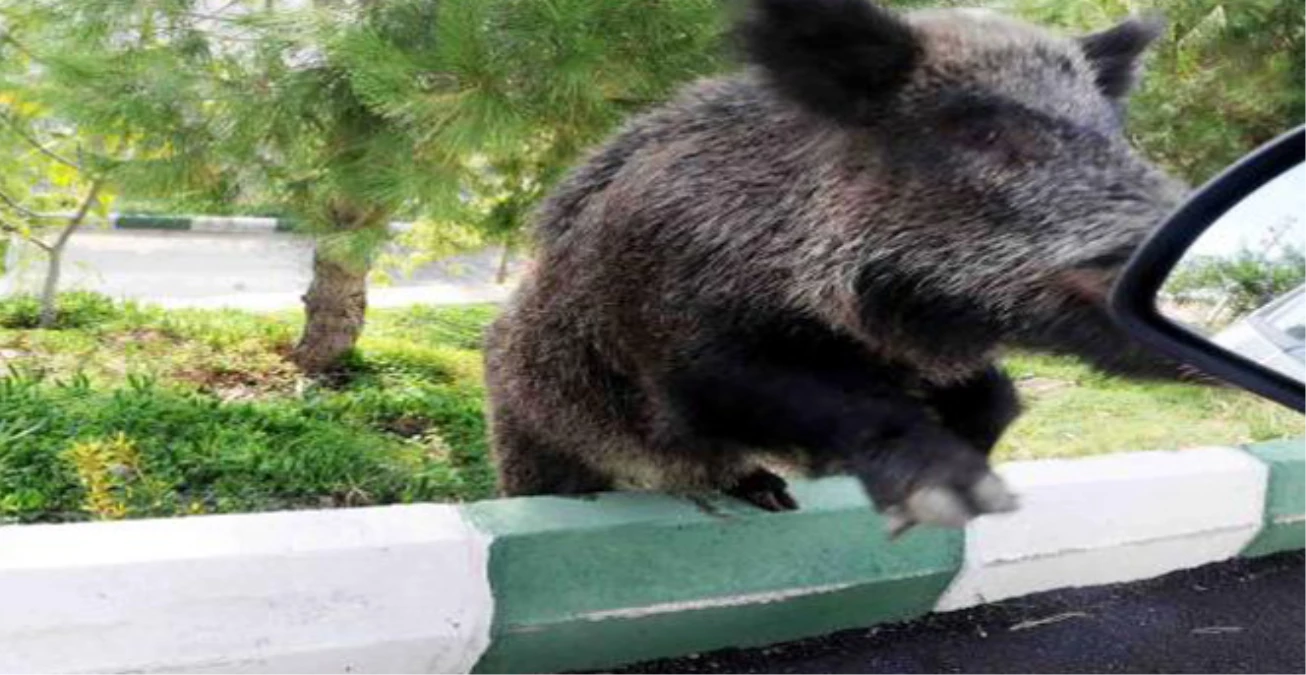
[1111,125,1305,412]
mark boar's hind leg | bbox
[492,414,614,497]
[724,466,799,512]
[923,365,1022,455]
[668,342,1017,533]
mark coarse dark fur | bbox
[484,0,1191,529]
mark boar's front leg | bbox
[666,336,1018,535]
[923,365,1022,456]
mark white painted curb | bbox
[935,447,1268,611]
[189,217,281,234]
[0,505,494,674]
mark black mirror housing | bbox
[1110,126,1305,412]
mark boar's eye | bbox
[939,102,1050,164]
[939,102,1002,144]
[955,120,1003,149]
[943,114,1019,158]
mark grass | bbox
[0,293,496,524]
[995,352,1300,462]
[0,292,1298,524]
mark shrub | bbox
[1166,246,1305,327]
[0,291,121,330]
[368,304,498,351]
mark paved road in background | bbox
[1,230,521,309]
[616,552,1304,674]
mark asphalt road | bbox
[0,230,519,309]
[614,552,1304,674]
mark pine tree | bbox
[3,0,724,371]
[1012,0,1304,184]
[269,0,726,373]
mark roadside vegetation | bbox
[3,0,1301,375]
[995,352,1298,462]
[1,293,1297,524]
[1,0,1301,524]
[0,294,495,523]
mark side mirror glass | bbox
[1111,126,1305,412]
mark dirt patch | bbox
[174,364,301,401]
[1018,377,1075,396]
[104,329,181,349]
[381,414,433,438]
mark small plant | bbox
[368,304,499,351]
[61,433,141,520]
[0,291,121,330]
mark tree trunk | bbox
[495,243,513,285]
[37,245,63,328]
[291,248,370,375]
[37,179,103,329]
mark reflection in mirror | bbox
[1160,163,1305,383]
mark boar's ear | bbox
[737,0,920,124]
[1078,14,1165,100]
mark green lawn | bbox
[996,352,1299,462]
[0,293,496,523]
[0,292,1298,524]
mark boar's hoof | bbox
[726,467,800,512]
[883,472,1018,538]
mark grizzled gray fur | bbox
[483,0,1189,533]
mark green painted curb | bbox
[114,215,191,231]
[463,477,963,674]
[113,215,298,232]
[1241,437,1305,558]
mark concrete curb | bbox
[113,215,296,234]
[934,447,1267,611]
[0,505,494,674]
[111,215,414,234]
[9,214,413,234]
[463,481,961,674]
[1242,438,1306,557]
[0,439,1300,674]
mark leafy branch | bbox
[0,187,68,221]
[0,113,84,171]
